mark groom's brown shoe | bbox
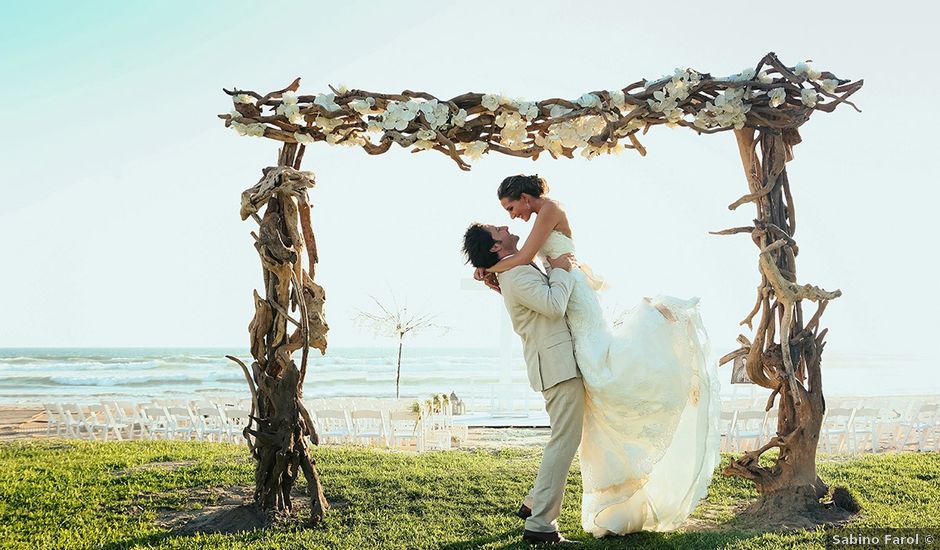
[522,529,580,545]
[516,504,532,519]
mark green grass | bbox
[0,440,938,549]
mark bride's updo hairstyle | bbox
[497,174,549,201]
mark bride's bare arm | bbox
[486,202,565,274]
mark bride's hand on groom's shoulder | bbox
[482,272,501,294]
[473,267,488,281]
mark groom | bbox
[462,223,584,545]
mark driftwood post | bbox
[220,52,863,527]
[226,126,330,523]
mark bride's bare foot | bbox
[644,297,676,322]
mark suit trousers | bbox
[523,376,585,533]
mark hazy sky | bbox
[1,1,936,361]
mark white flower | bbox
[276,102,304,124]
[576,93,601,108]
[335,84,349,94]
[757,70,773,84]
[234,94,254,104]
[518,101,539,120]
[416,129,436,140]
[231,121,267,137]
[769,88,787,108]
[800,88,818,108]
[464,141,488,160]
[419,99,450,129]
[349,98,376,113]
[382,100,420,131]
[315,115,343,133]
[609,90,626,111]
[281,91,298,105]
[293,132,316,144]
[794,61,821,80]
[549,104,572,118]
[414,140,436,150]
[481,94,500,111]
[452,108,468,127]
[314,93,341,112]
[729,67,756,82]
[367,119,384,133]
[821,79,839,94]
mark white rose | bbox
[452,108,468,127]
[234,94,254,104]
[821,79,839,93]
[757,70,773,84]
[349,98,375,113]
[416,129,436,140]
[576,93,600,108]
[245,123,266,137]
[293,132,316,144]
[464,141,488,160]
[609,90,626,110]
[481,94,500,111]
[800,88,817,108]
[769,88,787,108]
[314,93,340,112]
[549,104,572,118]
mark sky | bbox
[0,1,936,362]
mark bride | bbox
[476,174,722,537]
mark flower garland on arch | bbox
[219,52,862,171]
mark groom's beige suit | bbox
[497,263,584,534]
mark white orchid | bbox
[234,94,254,104]
[419,99,450,129]
[481,94,500,111]
[281,91,298,105]
[518,101,539,120]
[800,88,818,108]
[609,90,626,111]
[464,141,488,160]
[349,98,376,113]
[821,79,839,94]
[293,131,316,144]
[549,104,573,118]
[315,115,343,133]
[451,108,468,127]
[576,93,601,108]
[794,61,821,80]
[416,129,436,140]
[769,88,787,108]
[757,70,773,84]
[314,93,340,112]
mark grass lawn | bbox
[0,440,938,549]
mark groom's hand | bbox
[547,253,576,272]
[482,272,501,294]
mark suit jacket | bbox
[497,264,580,392]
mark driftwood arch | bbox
[219,51,863,526]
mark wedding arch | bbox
[218,52,863,526]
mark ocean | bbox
[0,348,936,406]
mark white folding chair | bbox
[195,406,227,442]
[849,407,881,453]
[350,410,389,447]
[822,408,856,453]
[388,410,423,451]
[223,409,252,444]
[731,410,767,452]
[58,403,86,438]
[143,407,173,440]
[84,404,114,441]
[166,406,199,441]
[312,409,352,445]
[43,403,66,436]
[719,410,736,452]
[896,403,939,452]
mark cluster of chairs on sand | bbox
[719,395,940,453]
[41,396,468,452]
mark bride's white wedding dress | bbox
[538,231,722,537]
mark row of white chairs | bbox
[40,397,469,452]
[42,400,253,443]
[718,401,940,454]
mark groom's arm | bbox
[499,267,575,320]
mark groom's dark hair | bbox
[462,223,500,269]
